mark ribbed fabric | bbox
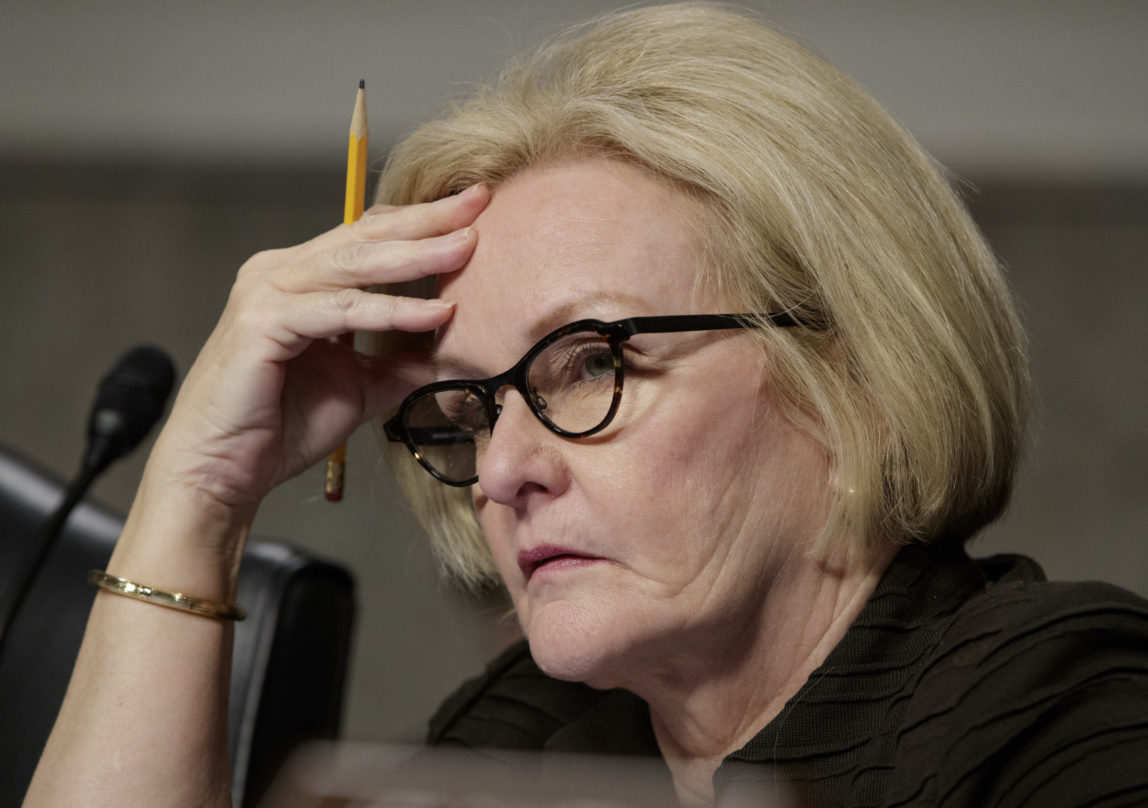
[428,544,1148,806]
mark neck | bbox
[636,542,897,808]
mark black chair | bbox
[0,443,356,806]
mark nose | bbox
[474,389,570,508]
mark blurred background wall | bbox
[1,0,1145,744]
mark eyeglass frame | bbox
[383,312,804,486]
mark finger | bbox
[308,225,478,291]
[355,351,440,421]
[299,183,490,260]
[357,182,490,242]
[267,197,481,293]
[274,346,428,447]
[265,292,455,358]
[253,225,475,295]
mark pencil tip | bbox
[359,79,365,89]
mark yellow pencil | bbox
[325,79,368,502]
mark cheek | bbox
[626,374,817,536]
[582,396,759,547]
[475,503,516,575]
[631,378,763,489]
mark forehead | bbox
[437,160,713,365]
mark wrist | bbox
[111,463,259,602]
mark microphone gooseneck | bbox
[0,345,176,655]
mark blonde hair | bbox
[374,2,1031,587]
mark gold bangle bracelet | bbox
[88,570,246,621]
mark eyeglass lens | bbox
[403,330,619,483]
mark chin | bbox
[521,596,649,690]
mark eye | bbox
[570,343,616,382]
[530,334,615,387]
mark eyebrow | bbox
[430,289,655,379]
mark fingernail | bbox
[425,299,455,310]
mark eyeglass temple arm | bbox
[393,426,475,446]
[383,417,467,446]
[620,312,804,334]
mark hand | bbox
[150,184,490,511]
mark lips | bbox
[517,545,604,582]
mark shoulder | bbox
[935,571,1148,696]
[427,639,608,750]
[896,568,1148,807]
[937,569,1148,679]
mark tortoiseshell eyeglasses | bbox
[383,312,803,486]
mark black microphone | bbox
[83,345,176,477]
[0,345,176,653]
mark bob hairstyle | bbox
[373,2,1031,588]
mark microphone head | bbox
[86,345,176,464]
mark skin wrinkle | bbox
[651,549,888,779]
[654,364,814,630]
[640,464,839,739]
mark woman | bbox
[26,4,1148,807]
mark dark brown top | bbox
[429,543,1148,806]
